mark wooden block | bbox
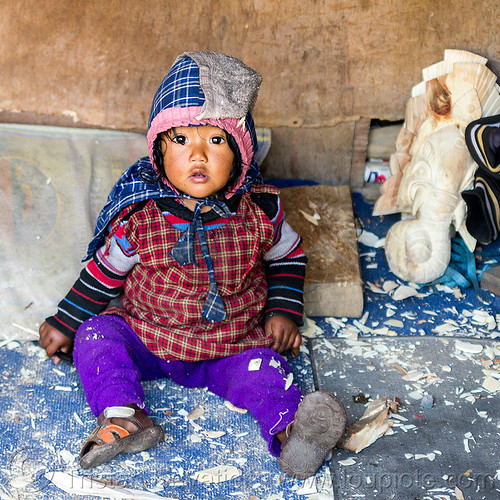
[279,185,363,318]
[350,118,371,190]
[480,265,500,296]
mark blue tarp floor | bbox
[0,192,499,500]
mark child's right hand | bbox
[38,321,74,364]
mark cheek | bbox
[220,149,235,169]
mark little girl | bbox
[38,51,346,479]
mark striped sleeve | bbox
[251,192,307,326]
[45,223,139,339]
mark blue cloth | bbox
[148,57,204,127]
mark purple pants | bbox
[73,315,303,456]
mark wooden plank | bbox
[279,185,363,318]
[350,117,371,190]
[480,265,500,296]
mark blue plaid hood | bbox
[85,52,263,261]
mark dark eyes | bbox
[209,136,226,145]
[171,134,226,145]
[172,134,187,145]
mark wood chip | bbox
[224,401,247,413]
[367,281,386,294]
[389,362,407,375]
[382,280,399,292]
[402,370,425,381]
[338,396,399,453]
[384,319,404,328]
[300,316,324,338]
[455,340,483,354]
[299,209,319,226]
[392,285,419,301]
[482,376,500,393]
[463,438,471,453]
[203,430,226,439]
[432,323,459,334]
[408,390,423,400]
[10,476,33,488]
[357,230,383,247]
[338,458,356,466]
[414,453,435,461]
[73,412,84,426]
[187,407,204,420]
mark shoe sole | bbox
[278,391,347,479]
[80,425,164,469]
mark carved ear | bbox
[451,88,482,125]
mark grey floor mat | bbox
[310,336,500,500]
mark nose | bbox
[190,137,208,163]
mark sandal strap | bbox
[97,405,146,431]
[96,423,130,443]
[104,406,136,419]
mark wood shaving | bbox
[392,285,420,300]
[338,458,356,466]
[455,340,483,354]
[203,430,226,438]
[299,209,319,226]
[357,230,384,247]
[224,401,247,413]
[187,407,205,420]
[338,396,400,453]
[482,376,500,393]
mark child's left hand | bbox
[265,315,302,353]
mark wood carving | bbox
[374,49,500,283]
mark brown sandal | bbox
[80,406,164,469]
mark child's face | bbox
[160,125,235,199]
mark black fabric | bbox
[462,170,500,245]
[465,114,500,177]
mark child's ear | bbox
[158,133,167,153]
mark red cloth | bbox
[104,185,278,361]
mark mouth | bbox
[189,169,208,182]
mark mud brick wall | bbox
[0,0,498,184]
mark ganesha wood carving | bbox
[374,49,500,283]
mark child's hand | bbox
[38,321,74,364]
[265,315,302,353]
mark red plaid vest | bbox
[104,184,278,361]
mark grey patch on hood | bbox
[176,51,262,122]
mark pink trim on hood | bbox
[147,106,254,198]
